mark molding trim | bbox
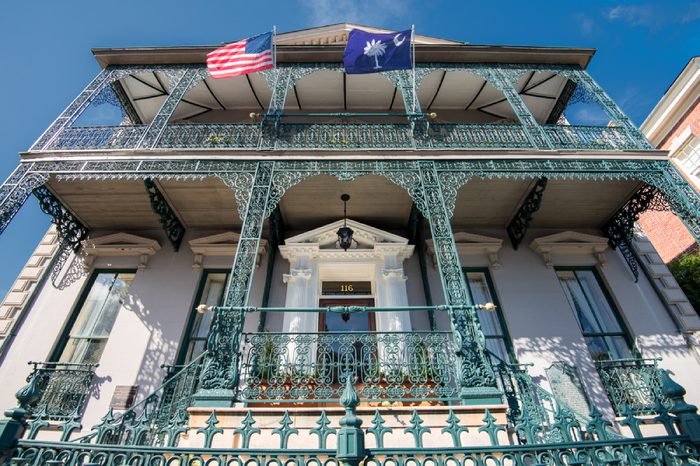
[426,232,504,269]
[81,232,161,271]
[189,232,267,269]
[529,230,609,268]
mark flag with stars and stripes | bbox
[207,32,274,79]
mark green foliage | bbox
[668,252,700,313]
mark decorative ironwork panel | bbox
[239,330,459,403]
[596,358,672,416]
[156,124,261,149]
[603,184,668,281]
[275,123,414,150]
[0,163,48,236]
[543,124,635,150]
[44,125,146,151]
[426,123,531,149]
[137,67,201,148]
[507,177,548,250]
[33,186,87,252]
[18,361,97,420]
[418,161,499,399]
[144,178,185,251]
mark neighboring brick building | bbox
[639,56,700,263]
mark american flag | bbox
[207,32,274,79]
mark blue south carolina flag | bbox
[343,29,412,74]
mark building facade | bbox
[0,24,700,464]
[639,56,700,263]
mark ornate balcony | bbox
[239,330,458,404]
[16,361,97,420]
[596,358,671,416]
[38,121,640,152]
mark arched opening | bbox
[417,70,516,124]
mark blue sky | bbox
[0,0,698,296]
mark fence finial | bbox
[337,373,365,466]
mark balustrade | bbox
[34,122,640,152]
[17,361,97,420]
[596,358,671,416]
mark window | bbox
[178,270,230,364]
[556,268,633,361]
[463,269,514,363]
[56,271,136,365]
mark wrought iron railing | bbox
[43,125,146,150]
[596,358,672,416]
[4,370,699,465]
[18,361,97,420]
[542,124,631,150]
[239,330,458,403]
[34,121,642,152]
[157,123,260,149]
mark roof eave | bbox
[92,44,595,69]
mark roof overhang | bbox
[92,44,595,69]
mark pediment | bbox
[189,232,266,269]
[426,232,503,269]
[81,233,161,270]
[275,23,461,46]
[529,231,609,268]
[284,219,409,250]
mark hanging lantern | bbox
[337,194,354,251]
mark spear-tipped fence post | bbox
[661,370,700,445]
[336,373,365,466]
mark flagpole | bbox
[272,25,277,69]
[411,24,416,114]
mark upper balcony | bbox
[26,25,654,156]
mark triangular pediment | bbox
[426,232,503,269]
[189,232,241,246]
[453,232,503,245]
[83,232,160,248]
[284,219,408,250]
[530,231,609,268]
[275,23,462,46]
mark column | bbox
[418,161,502,404]
[193,161,274,407]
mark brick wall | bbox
[638,210,698,263]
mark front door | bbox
[318,298,375,383]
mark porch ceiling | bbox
[451,178,642,230]
[45,175,642,236]
[278,174,413,231]
[46,176,241,231]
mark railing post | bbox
[336,375,365,466]
[0,368,43,461]
[661,370,700,444]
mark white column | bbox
[280,250,319,372]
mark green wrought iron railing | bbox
[239,330,459,403]
[37,121,640,151]
[596,358,672,416]
[4,370,700,465]
[18,361,97,421]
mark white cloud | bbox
[574,12,595,34]
[604,2,700,29]
[296,0,412,26]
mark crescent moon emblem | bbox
[393,34,406,47]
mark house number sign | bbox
[321,281,372,296]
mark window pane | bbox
[575,270,622,333]
[557,270,602,334]
[60,272,134,364]
[184,272,230,363]
[467,272,503,338]
[485,338,509,363]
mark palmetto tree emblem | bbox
[364,39,388,69]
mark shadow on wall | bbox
[118,291,176,405]
[514,336,613,415]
